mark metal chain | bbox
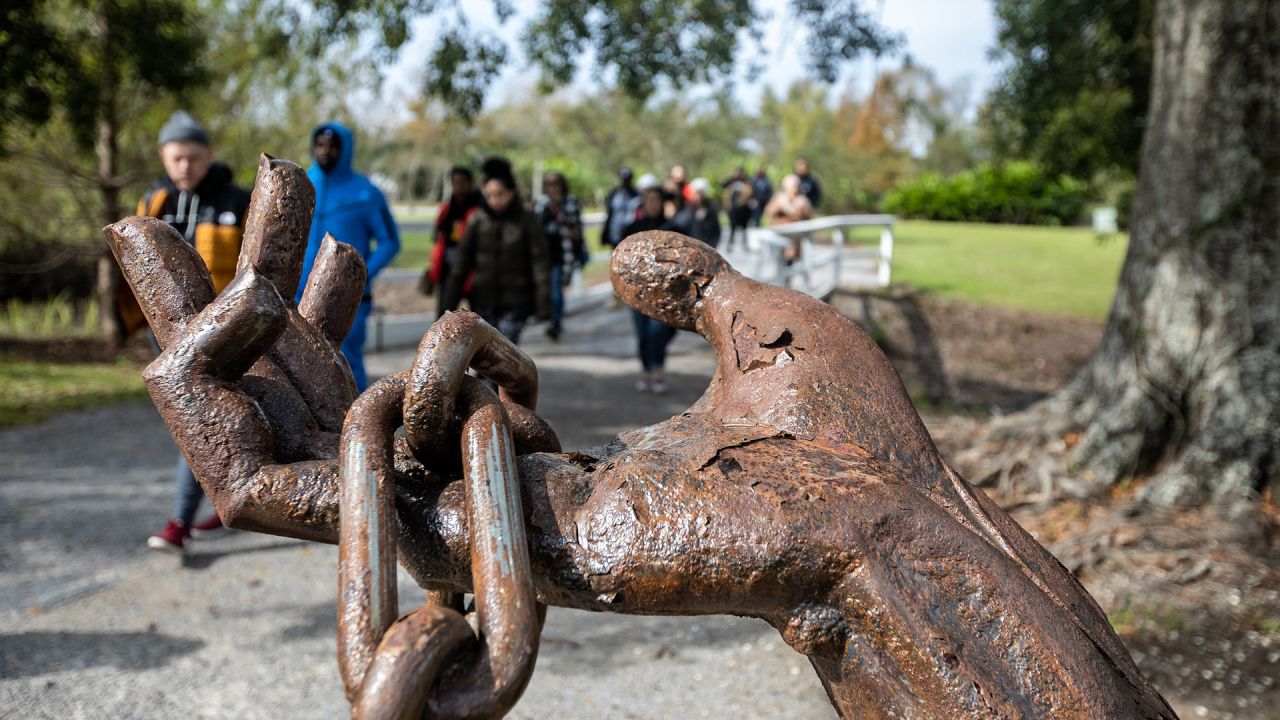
[338,312,546,719]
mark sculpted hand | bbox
[395,232,1177,719]
[107,155,365,542]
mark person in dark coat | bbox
[721,167,753,250]
[423,165,483,317]
[794,157,822,210]
[668,177,721,249]
[601,167,638,248]
[751,167,774,227]
[622,186,677,394]
[535,171,587,341]
[443,157,551,344]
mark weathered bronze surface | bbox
[109,157,1179,719]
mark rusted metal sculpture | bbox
[108,155,1178,719]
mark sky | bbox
[381,0,1000,117]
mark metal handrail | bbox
[739,214,896,297]
[764,214,897,288]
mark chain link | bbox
[338,312,549,719]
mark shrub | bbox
[883,162,1090,225]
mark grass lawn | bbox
[0,357,147,428]
[393,230,433,270]
[847,220,1128,320]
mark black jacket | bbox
[136,163,250,292]
[796,173,822,209]
[621,214,667,240]
[444,206,552,320]
[668,203,721,249]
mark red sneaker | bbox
[190,514,229,539]
[147,519,189,553]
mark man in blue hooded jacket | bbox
[296,122,400,390]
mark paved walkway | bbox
[0,304,834,719]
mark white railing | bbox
[734,214,896,299]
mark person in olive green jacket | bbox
[443,157,551,344]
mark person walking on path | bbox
[295,122,401,391]
[622,186,677,394]
[601,167,638,248]
[764,173,816,274]
[765,173,816,227]
[664,164,690,217]
[535,171,587,341]
[721,167,753,250]
[751,167,773,227]
[138,111,250,552]
[422,165,482,317]
[443,157,551,345]
[670,177,721,249]
[793,157,822,210]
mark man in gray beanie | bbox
[156,109,212,147]
[134,110,251,553]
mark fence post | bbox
[833,228,844,292]
[878,223,894,287]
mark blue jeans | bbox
[474,305,529,345]
[172,455,205,526]
[342,299,372,391]
[631,310,676,372]
[549,265,566,326]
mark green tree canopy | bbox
[983,0,1153,181]
[374,0,900,120]
[0,0,206,148]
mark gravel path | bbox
[0,305,835,719]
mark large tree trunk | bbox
[1046,0,1279,506]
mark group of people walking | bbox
[422,161,586,343]
[594,159,823,392]
[129,110,824,551]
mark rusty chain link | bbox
[338,312,547,719]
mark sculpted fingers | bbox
[233,157,355,433]
[266,307,359,432]
[144,267,285,507]
[104,216,215,349]
[299,234,367,346]
[145,266,342,542]
[237,154,315,300]
[610,230,726,330]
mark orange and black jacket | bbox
[120,163,250,336]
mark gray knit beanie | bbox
[157,110,211,147]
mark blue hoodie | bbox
[296,121,400,303]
